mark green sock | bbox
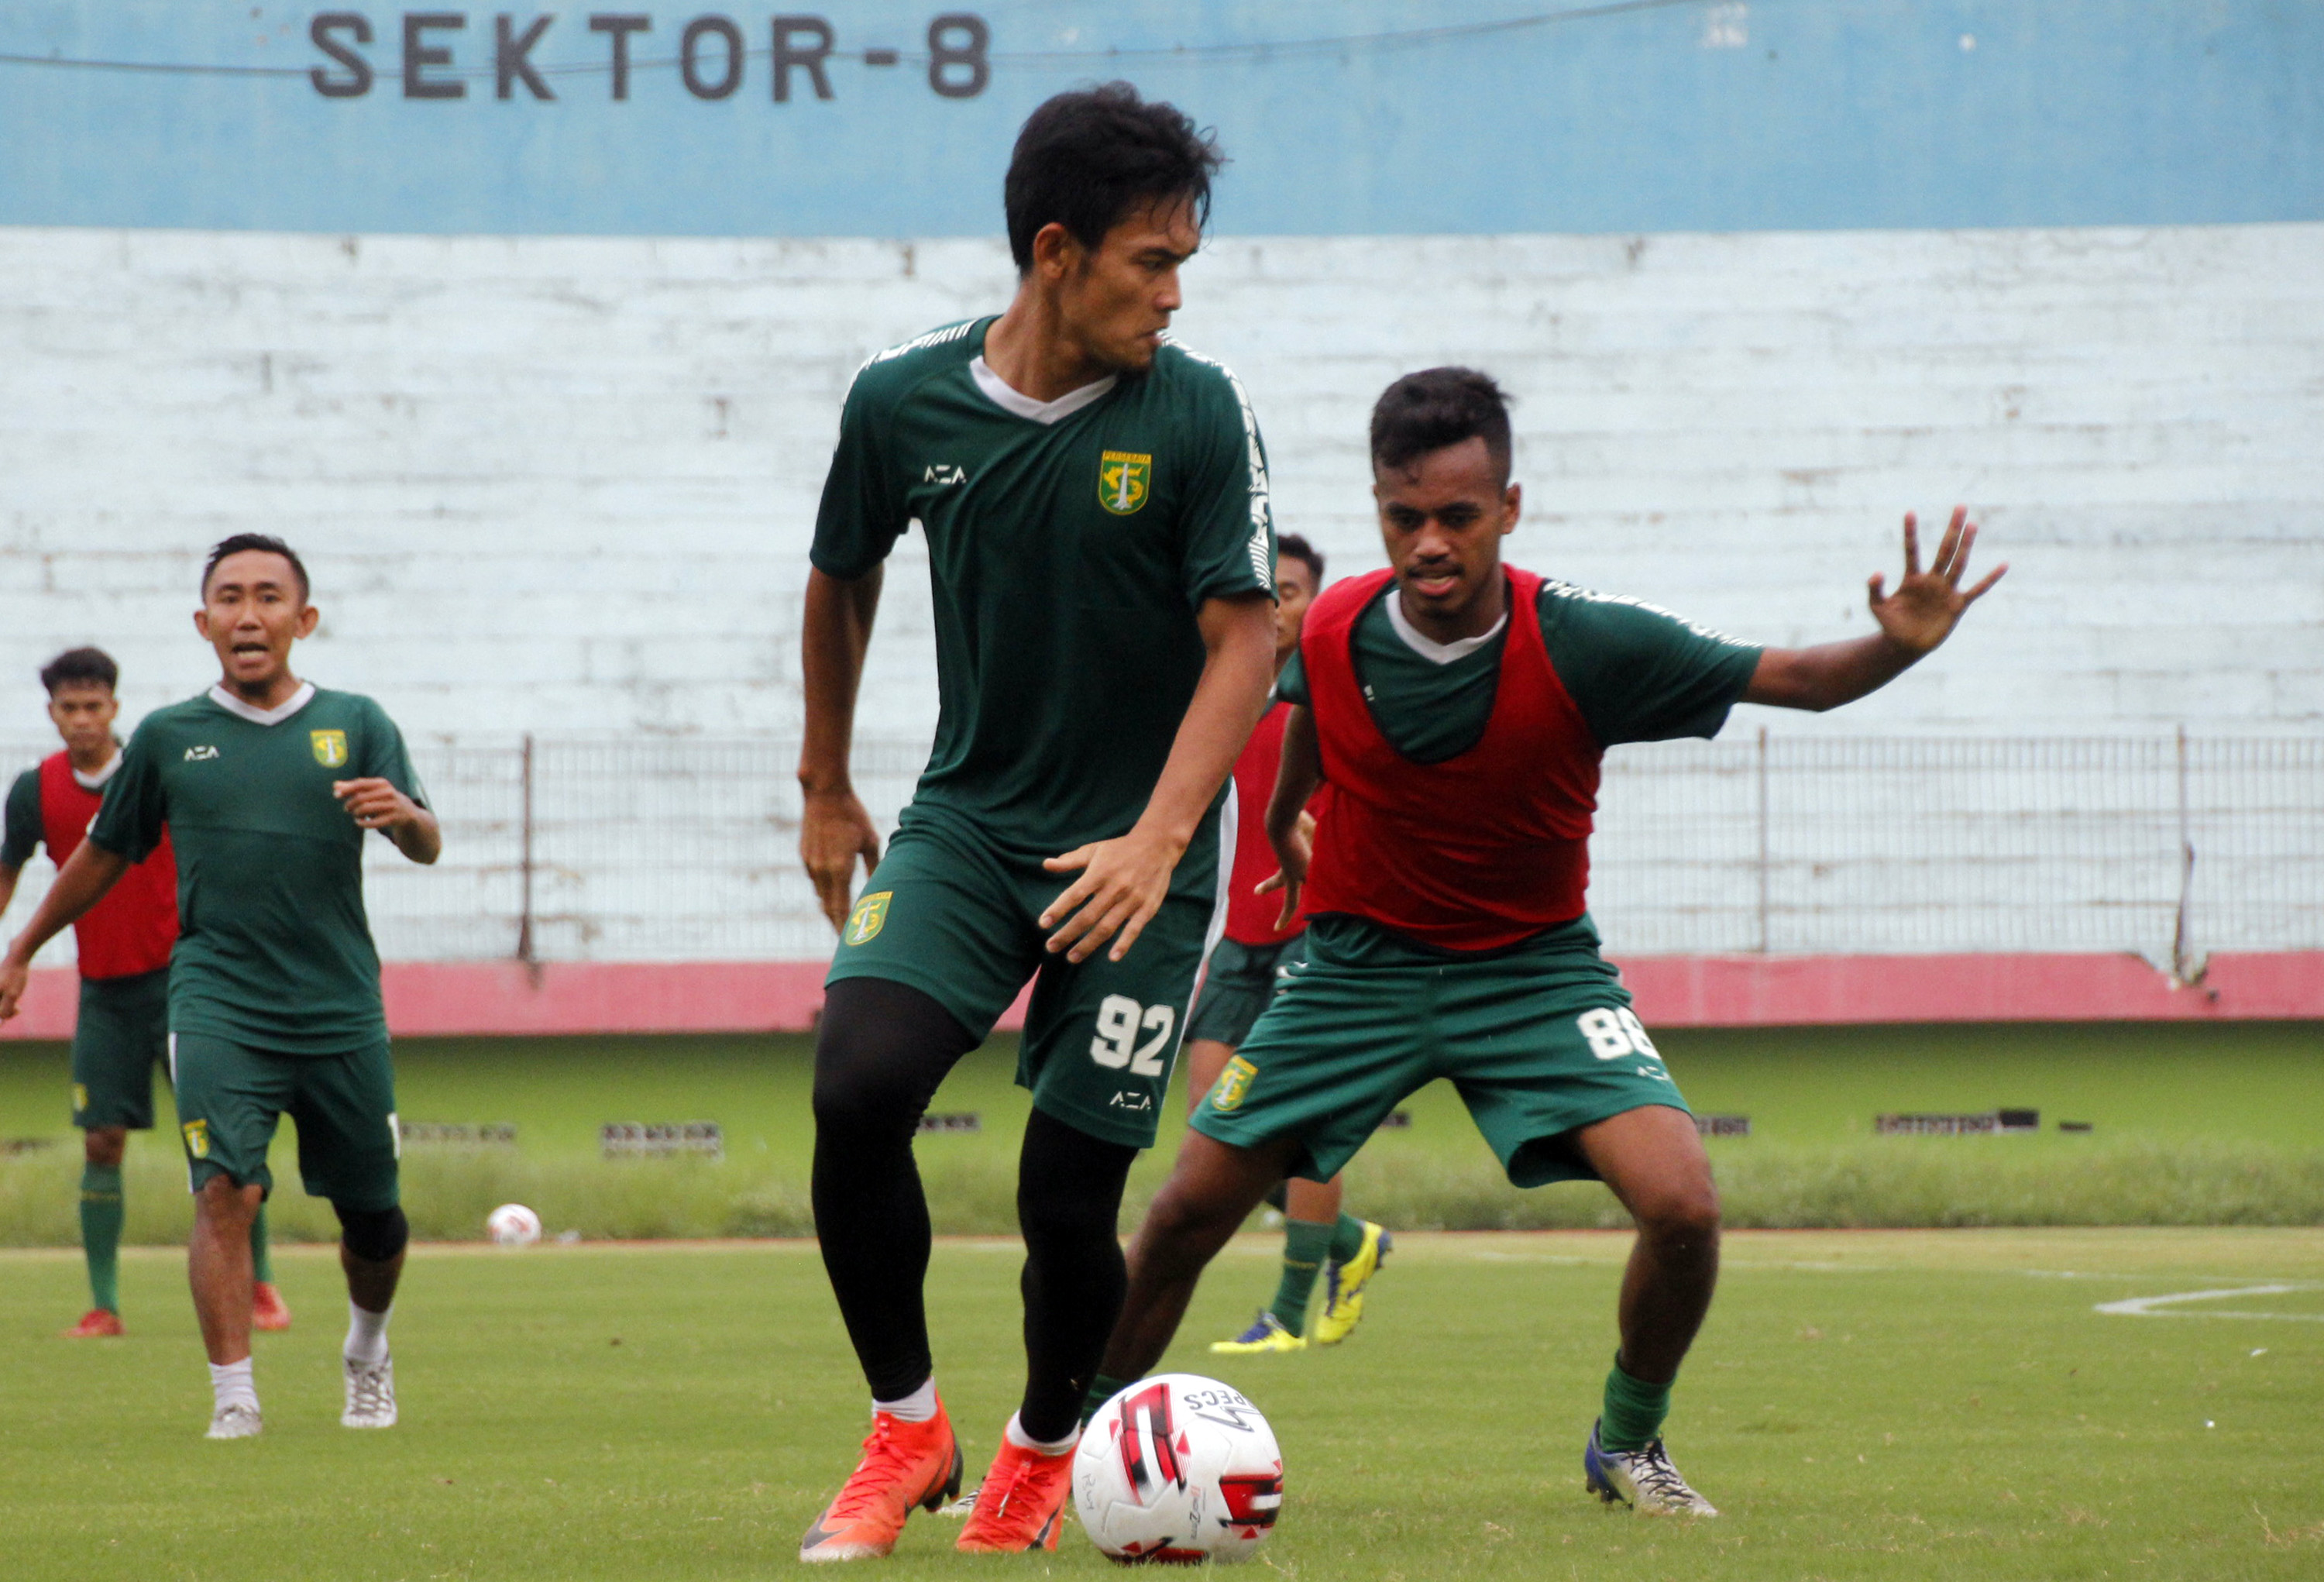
[1082,1373,1131,1426]
[80,1164,125,1314]
[1269,1219,1334,1335]
[1599,1353,1673,1453]
[1326,1211,1369,1265]
[249,1202,274,1285]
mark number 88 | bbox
[1576,1006,1659,1061]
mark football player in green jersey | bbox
[0,648,290,1338]
[1094,368,2003,1518]
[0,534,439,1440]
[795,84,1280,1559]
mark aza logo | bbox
[923,463,968,486]
[311,730,349,768]
[183,745,219,762]
[1098,450,1151,515]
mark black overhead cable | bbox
[0,0,1714,84]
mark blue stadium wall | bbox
[2,0,2318,236]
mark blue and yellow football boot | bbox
[1208,1311,1307,1354]
[1312,1223,1391,1346]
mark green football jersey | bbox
[89,684,427,1055]
[0,768,37,869]
[812,318,1276,856]
[1281,575,1762,968]
[1280,576,1763,762]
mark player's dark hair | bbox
[1370,367,1514,484]
[1004,83,1224,272]
[39,646,118,696]
[1276,533,1325,587]
[201,532,310,603]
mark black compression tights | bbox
[811,977,1138,1443]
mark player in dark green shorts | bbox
[794,85,1279,1560]
[0,647,288,1336]
[1096,368,2004,1518]
[0,535,441,1440]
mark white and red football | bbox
[1074,1374,1284,1563]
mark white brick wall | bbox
[3,222,2319,965]
[2,222,2319,747]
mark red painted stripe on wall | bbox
[1613,951,2322,1025]
[1,954,2315,1042]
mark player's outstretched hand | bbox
[1254,810,1316,934]
[1042,826,1182,965]
[1870,507,2007,654]
[0,955,26,1023]
[800,789,882,934]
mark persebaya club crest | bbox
[1098,450,1152,515]
[1209,1056,1258,1113]
[845,890,893,946]
[311,729,349,768]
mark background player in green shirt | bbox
[0,648,289,1338]
[1182,537,1397,1357]
[794,85,1279,1560]
[0,535,441,1441]
[1094,368,2004,1517]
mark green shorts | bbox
[71,969,170,1130]
[826,810,1227,1148]
[167,1033,401,1210]
[1185,934,1306,1048]
[1193,930,1688,1188]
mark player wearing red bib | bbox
[0,648,288,1337]
[1093,368,2004,1516]
[1183,536,1393,1356]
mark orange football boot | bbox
[64,1308,124,1338]
[799,1400,963,1563]
[956,1432,1076,1553]
[251,1281,293,1332]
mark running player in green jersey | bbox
[795,85,1278,1560]
[1095,368,2003,1517]
[0,648,289,1337]
[0,535,440,1440]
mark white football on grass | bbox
[486,1202,542,1247]
[1074,1374,1282,1563]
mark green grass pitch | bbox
[6,1021,2322,1165]
[3,1228,2321,1580]
[4,1022,2319,1246]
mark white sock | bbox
[873,1377,939,1423]
[1004,1411,1079,1456]
[209,1357,258,1415]
[345,1300,392,1365]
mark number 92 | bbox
[1090,994,1175,1076]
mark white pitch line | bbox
[2094,1284,2324,1320]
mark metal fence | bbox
[5,733,2318,968]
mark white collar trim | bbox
[969,356,1117,425]
[1384,590,1508,665]
[207,681,316,727]
[71,753,122,792]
